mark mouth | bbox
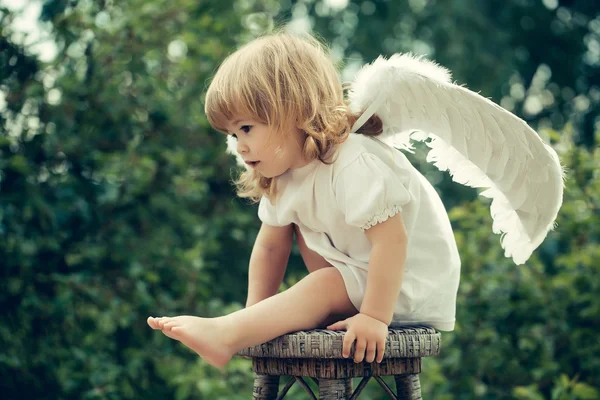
[245,161,260,168]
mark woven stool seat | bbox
[237,325,441,399]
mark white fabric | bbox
[258,134,460,331]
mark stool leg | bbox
[394,374,422,399]
[319,378,352,399]
[253,374,280,399]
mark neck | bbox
[290,155,314,169]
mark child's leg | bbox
[147,267,357,368]
[293,225,350,327]
[294,224,333,273]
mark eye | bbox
[230,134,238,140]
[240,125,252,133]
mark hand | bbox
[327,313,388,363]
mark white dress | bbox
[258,133,461,331]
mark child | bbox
[147,30,562,369]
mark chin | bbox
[261,170,286,179]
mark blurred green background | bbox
[1,0,599,399]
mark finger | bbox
[327,320,347,331]
[376,340,386,363]
[365,341,377,363]
[354,339,367,363]
[342,331,356,358]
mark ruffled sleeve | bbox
[334,153,412,231]
[258,195,285,227]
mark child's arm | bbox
[361,213,408,324]
[326,213,407,363]
[245,223,293,307]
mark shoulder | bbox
[329,135,415,230]
[331,134,375,170]
[330,134,398,180]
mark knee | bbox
[309,267,345,297]
[310,267,356,314]
[311,265,341,282]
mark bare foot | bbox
[147,316,235,369]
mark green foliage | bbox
[514,374,600,400]
[1,0,599,399]
[2,0,257,398]
[417,130,600,398]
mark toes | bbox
[161,327,179,340]
[162,320,178,331]
[160,323,185,340]
[147,317,160,329]
[156,317,171,329]
[148,316,189,332]
[148,316,171,330]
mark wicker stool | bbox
[237,325,441,399]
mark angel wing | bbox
[226,134,247,168]
[348,54,564,265]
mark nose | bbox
[236,138,249,154]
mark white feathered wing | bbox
[226,134,247,168]
[348,54,564,265]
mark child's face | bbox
[226,118,308,178]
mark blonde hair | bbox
[204,30,382,203]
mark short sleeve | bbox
[334,153,412,231]
[258,195,286,227]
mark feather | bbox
[226,135,248,169]
[348,53,564,265]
